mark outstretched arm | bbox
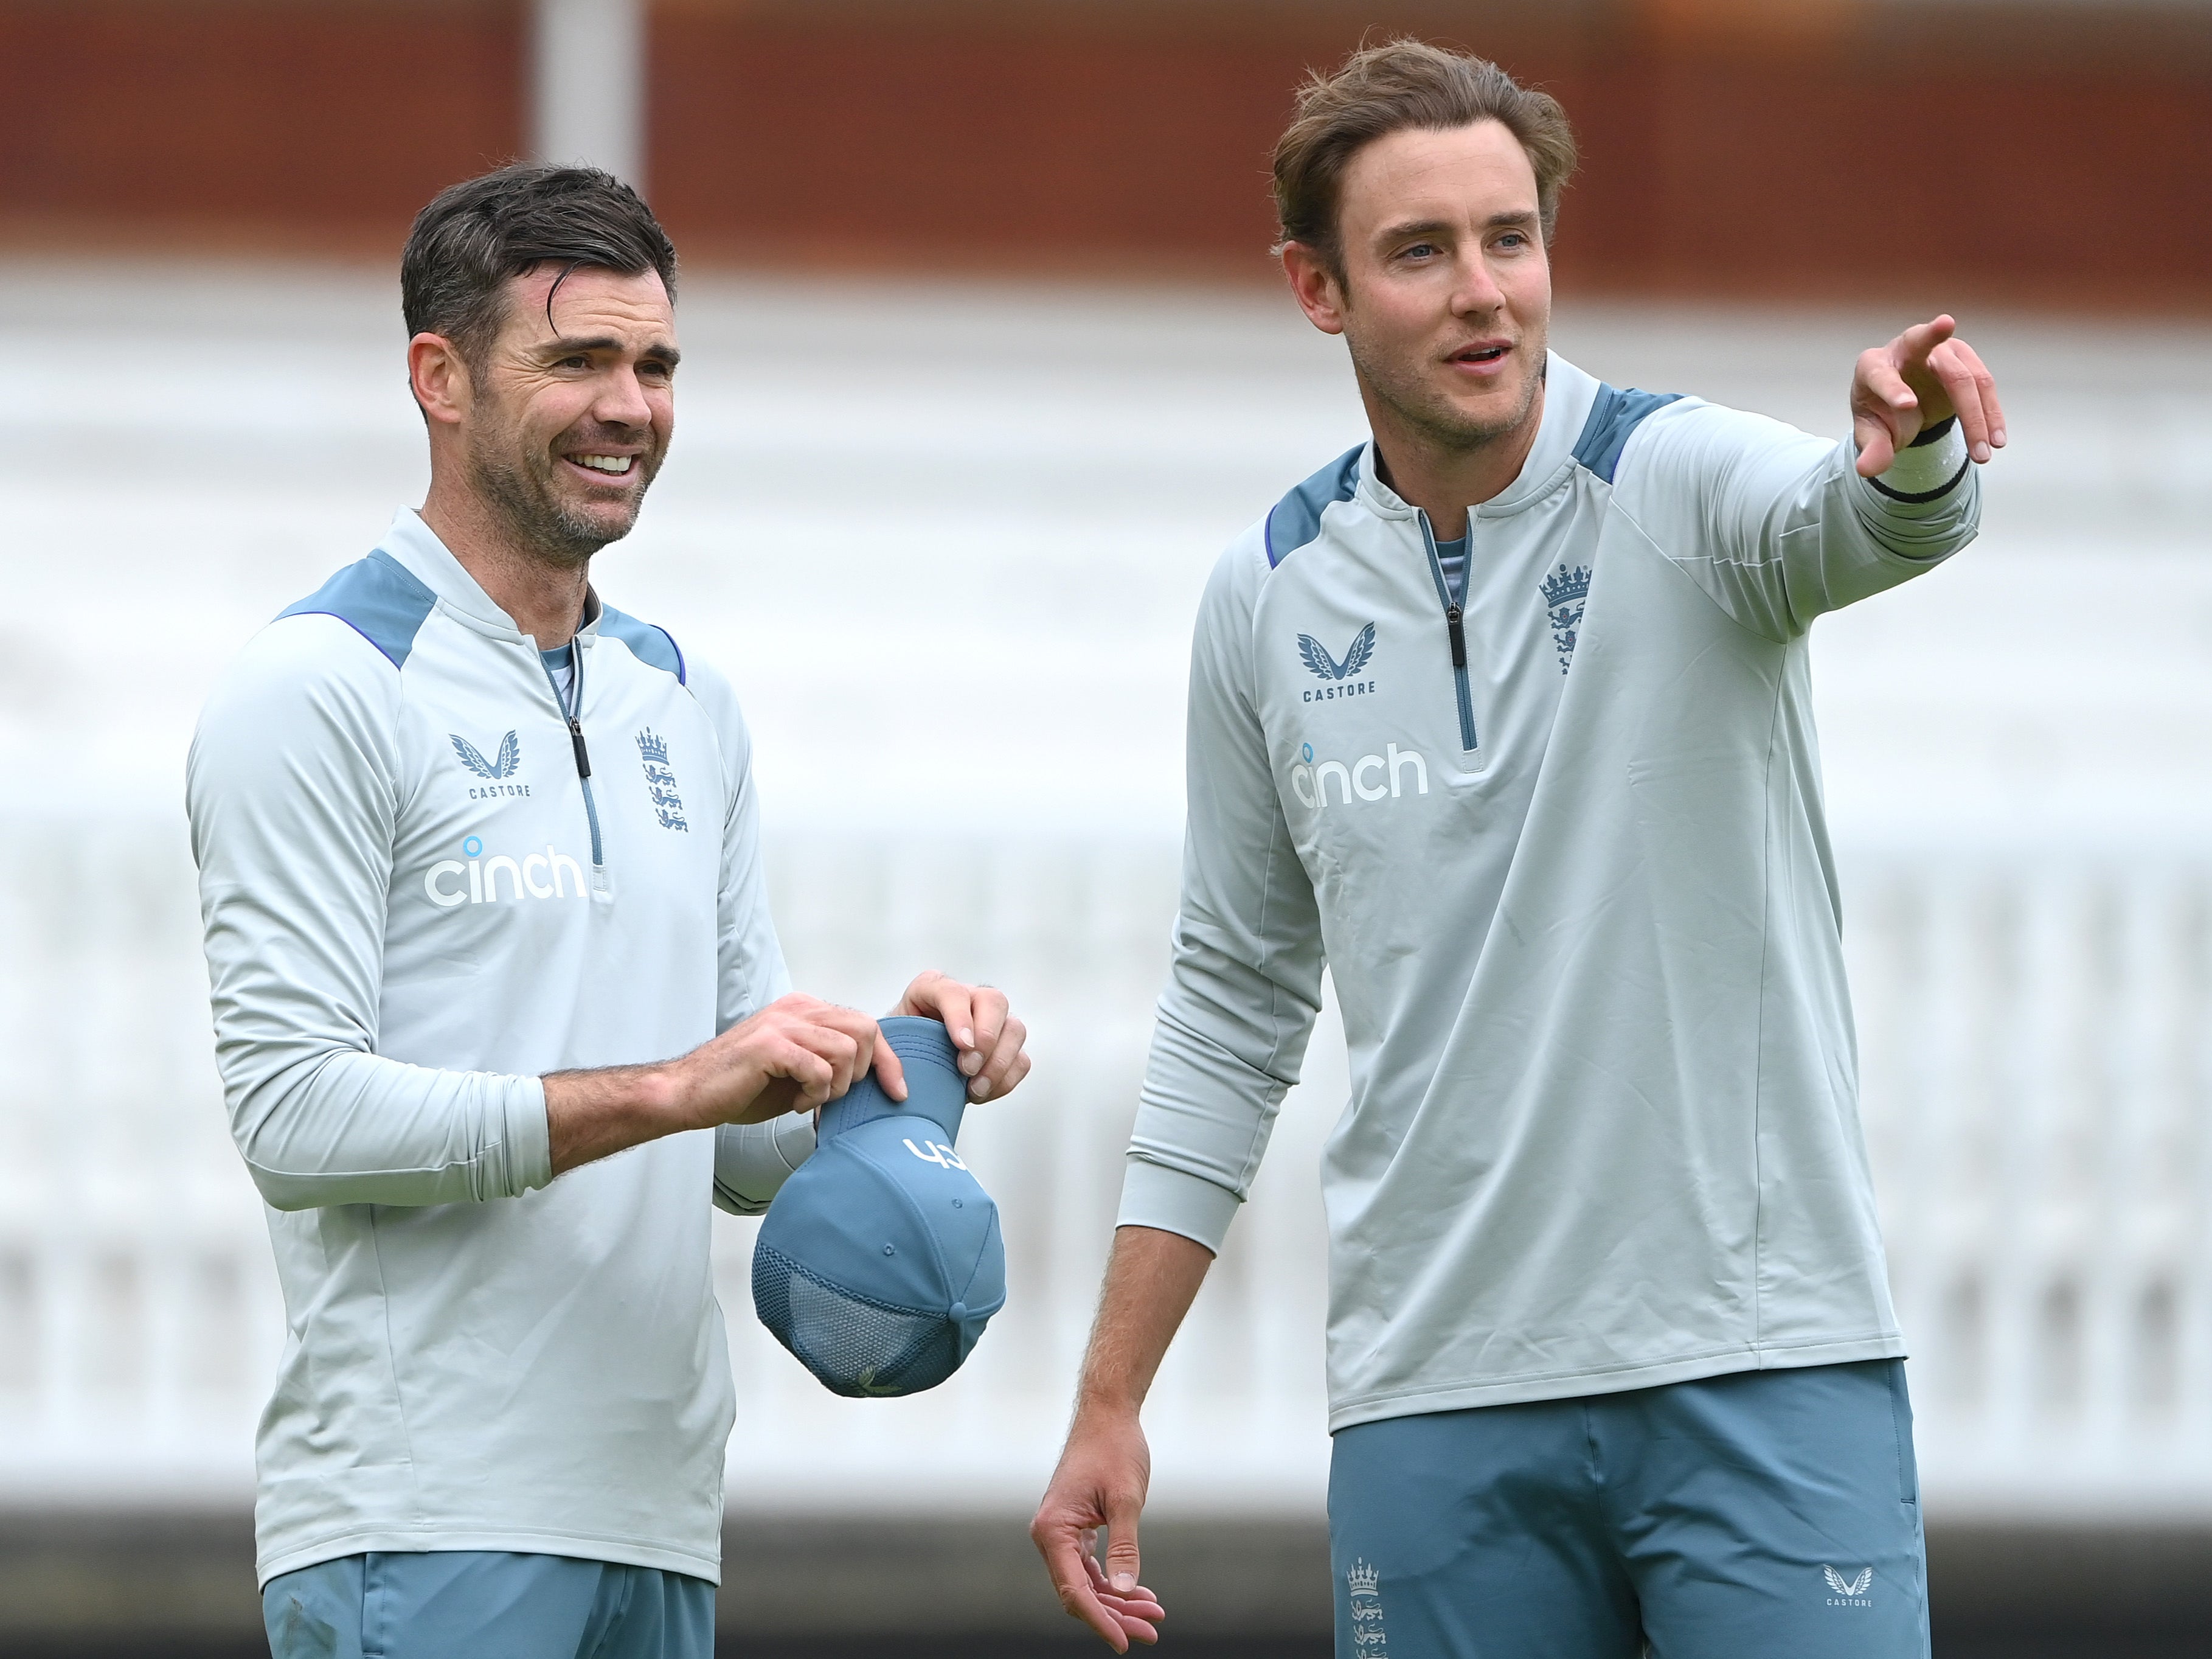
[1031,1225,1210,1650]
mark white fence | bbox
[1,816,2209,1521]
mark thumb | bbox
[1101,1494,1144,1595]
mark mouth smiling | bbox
[564,452,639,481]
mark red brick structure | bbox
[4,0,2207,307]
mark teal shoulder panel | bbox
[1572,384,1683,485]
[276,549,438,670]
[600,607,686,684]
[1266,445,1364,569]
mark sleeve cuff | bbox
[711,1112,817,1215]
[505,1075,554,1195]
[1867,417,1969,506]
[1115,1156,1241,1254]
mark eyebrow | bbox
[1377,209,1540,242]
[539,334,682,367]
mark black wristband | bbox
[1905,415,1957,449]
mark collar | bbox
[375,507,605,647]
[1353,350,1603,524]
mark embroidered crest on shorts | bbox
[1347,1558,1389,1655]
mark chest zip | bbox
[1418,513,1480,753]
[543,642,612,896]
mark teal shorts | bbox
[1328,1360,1928,1659]
[262,1549,715,1659]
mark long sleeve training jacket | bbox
[189,509,814,1584]
[1120,353,1980,1430]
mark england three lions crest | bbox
[1346,1559,1389,1657]
[1541,564,1590,673]
[635,728,688,832]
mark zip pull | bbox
[1446,603,1468,670]
[567,717,592,779]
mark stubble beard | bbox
[465,410,657,569]
[1348,319,1549,457]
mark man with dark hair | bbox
[1034,40,2001,1658]
[189,162,1032,1659]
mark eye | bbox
[1400,241,1441,262]
[555,354,592,371]
[1496,232,1530,251]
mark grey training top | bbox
[1118,353,1980,1430]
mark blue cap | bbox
[752,1017,1006,1397]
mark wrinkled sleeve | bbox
[1117,535,1328,1253]
[687,661,809,1216]
[1618,401,1981,644]
[188,616,552,1211]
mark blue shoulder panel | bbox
[600,606,686,684]
[276,549,437,670]
[1572,384,1683,485]
[1265,445,1364,568]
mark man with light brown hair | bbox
[1033,39,2000,1658]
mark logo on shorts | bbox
[1298,624,1379,701]
[1346,1559,1389,1655]
[1822,1565,1874,1606]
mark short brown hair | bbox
[1272,40,1578,279]
[401,162,678,368]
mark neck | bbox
[420,475,592,649]
[1363,378,1545,541]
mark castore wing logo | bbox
[1299,623,1376,682]
[1822,1565,1873,1605]
[450,731,521,779]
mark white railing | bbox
[1,817,2208,1519]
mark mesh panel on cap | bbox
[752,1243,961,1399]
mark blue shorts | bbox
[1328,1360,1928,1659]
[262,1550,715,1659]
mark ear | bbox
[407,333,471,427]
[1281,242,1349,338]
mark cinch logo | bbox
[1822,1565,1873,1607]
[1298,624,1379,703]
[903,1138,968,1170]
[1289,740,1428,810]
[423,834,588,908]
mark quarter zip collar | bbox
[375,507,607,652]
[1351,352,1605,527]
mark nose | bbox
[1449,248,1504,317]
[594,363,654,432]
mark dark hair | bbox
[1273,40,1577,279]
[400,162,678,365]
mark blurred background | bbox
[4,0,2211,1654]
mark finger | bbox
[962,987,1009,1080]
[799,1024,863,1103]
[1950,338,2006,450]
[1927,340,1993,462]
[1853,409,1896,479]
[1087,1556,1167,1621]
[1893,313,1957,374]
[899,969,979,1046]
[971,1012,1028,1102]
[1036,1523,1129,1652]
[1100,1492,1143,1598]
[871,1026,907,1101]
[772,1039,836,1107]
